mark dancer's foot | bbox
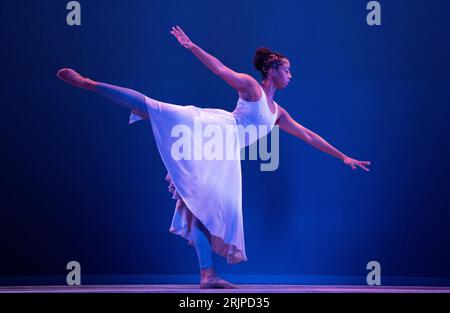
[56,68,96,90]
[200,276,238,289]
[199,267,238,289]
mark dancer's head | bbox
[253,47,291,89]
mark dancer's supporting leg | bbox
[190,216,237,289]
[190,216,214,270]
[56,68,148,116]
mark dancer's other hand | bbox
[343,157,371,171]
[170,25,195,49]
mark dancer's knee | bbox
[95,82,147,112]
[191,217,211,240]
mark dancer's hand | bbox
[343,157,371,171]
[170,25,195,49]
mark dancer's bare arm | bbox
[170,26,259,97]
[276,105,371,171]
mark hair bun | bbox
[253,47,273,72]
[253,47,286,79]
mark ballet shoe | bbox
[200,276,238,289]
[199,267,238,289]
[56,68,96,90]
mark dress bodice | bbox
[232,86,278,147]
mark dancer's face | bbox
[269,59,292,89]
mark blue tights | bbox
[95,82,148,113]
[190,216,214,270]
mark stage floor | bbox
[1,285,449,293]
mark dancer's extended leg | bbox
[95,82,147,114]
[57,68,148,115]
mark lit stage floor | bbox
[1,285,449,293]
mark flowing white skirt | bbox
[129,96,247,263]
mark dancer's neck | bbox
[260,80,277,102]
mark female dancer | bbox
[57,26,371,289]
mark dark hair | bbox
[253,47,287,79]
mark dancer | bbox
[57,25,371,289]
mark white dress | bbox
[129,85,278,264]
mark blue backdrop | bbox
[1,0,449,285]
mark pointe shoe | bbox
[56,68,96,90]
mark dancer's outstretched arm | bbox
[170,25,259,95]
[276,105,371,171]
